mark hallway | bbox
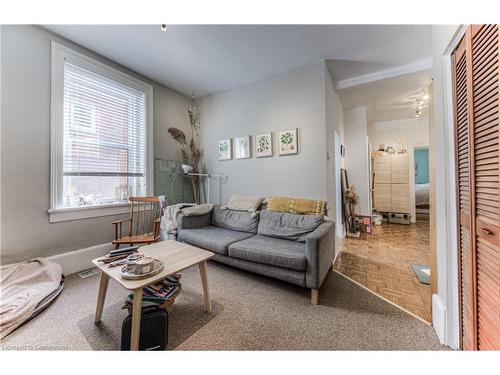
[334,218,431,322]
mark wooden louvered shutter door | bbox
[454,24,500,351]
[470,24,500,350]
[453,33,475,351]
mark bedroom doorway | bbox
[414,146,430,216]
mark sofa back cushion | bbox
[257,210,323,242]
[211,205,259,233]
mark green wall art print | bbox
[255,133,273,157]
[218,138,232,160]
[279,128,298,155]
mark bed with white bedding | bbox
[415,183,430,206]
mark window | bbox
[49,42,153,222]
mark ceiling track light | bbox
[415,98,424,118]
[420,88,429,101]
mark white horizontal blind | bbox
[63,61,146,178]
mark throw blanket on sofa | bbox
[161,203,195,235]
[161,203,214,238]
[267,196,327,216]
[0,258,63,339]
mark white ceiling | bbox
[43,24,432,96]
[336,70,433,123]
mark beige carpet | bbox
[0,261,446,350]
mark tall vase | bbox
[191,175,200,204]
[348,203,358,233]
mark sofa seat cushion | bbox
[258,210,323,242]
[228,235,307,272]
[178,226,253,255]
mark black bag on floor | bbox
[121,307,168,351]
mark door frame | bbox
[334,130,344,239]
[435,24,468,349]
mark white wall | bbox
[343,107,370,216]
[154,86,192,162]
[325,65,344,238]
[0,25,191,264]
[431,24,462,349]
[368,117,429,149]
[200,61,328,204]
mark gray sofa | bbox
[177,205,335,304]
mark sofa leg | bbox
[311,289,319,305]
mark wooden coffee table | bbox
[92,240,214,350]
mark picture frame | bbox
[235,136,251,159]
[218,139,232,160]
[278,128,298,155]
[255,133,273,157]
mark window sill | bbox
[48,202,130,223]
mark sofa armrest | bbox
[305,220,335,289]
[177,212,212,230]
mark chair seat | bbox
[112,234,159,244]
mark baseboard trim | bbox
[46,243,110,275]
[333,270,432,326]
[333,239,341,264]
[432,293,446,344]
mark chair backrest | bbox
[128,196,164,237]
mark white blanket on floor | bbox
[0,258,62,339]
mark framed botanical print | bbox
[235,136,251,159]
[218,139,232,160]
[278,128,298,155]
[255,133,273,157]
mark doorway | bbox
[333,74,434,323]
[414,146,430,216]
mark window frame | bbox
[49,42,153,223]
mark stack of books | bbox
[97,246,139,266]
[125,274,181,310]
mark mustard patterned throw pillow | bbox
[267,196,327,216]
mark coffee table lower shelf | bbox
[92,240,214,351]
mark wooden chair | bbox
[112,196,164,249]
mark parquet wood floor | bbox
[333,217,432,322]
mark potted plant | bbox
[345,185,360,235]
